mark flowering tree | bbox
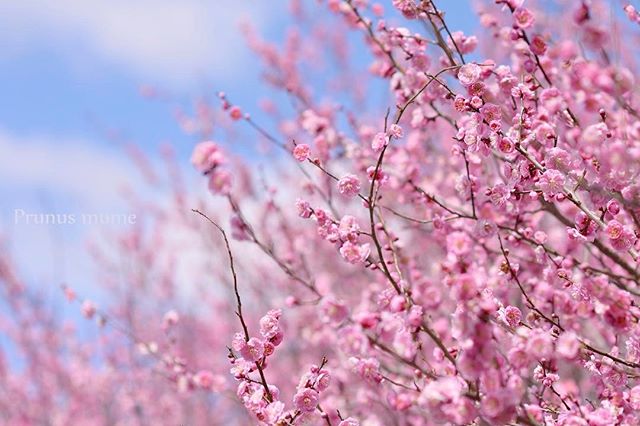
[4,0,640,424]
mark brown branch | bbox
[191,208,274,402]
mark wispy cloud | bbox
[0,128,142,290]
[0,0,281,88]
[0,129,136,209]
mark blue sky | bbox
[0,0,476,300]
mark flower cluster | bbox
[5,0,640,425]
[191,140,232,195]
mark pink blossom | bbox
[630,386,640,410]
[457,63,481,86]
[582,123,608,144]
[81,300,96,319]
[191,141,224,172]
[231,332,246,352]
[497,136,514,153]
[371,132,388,152]
[207,170,232,194]
[454,95,467,112]
[530,34,547,55]
[9,3,640,424]
[392,0,417,19]
[350,357,383,384]
[387,124,404,139]
[338,215,360,241]
[239,337,264,362]
[293,144,311,162]
[340,241,370,264]
[229,106,243,120]
[293,388,319,412]
[545,148,573,171]
[624,5,640,24]
[606,199,620,215]
[264,401,285,423]
[513,7,535,29]
[501,306,521,328]
[337,174,361,197]
[533,365,558,387]
[259,309,283,345]
[193,370,218,390]
[320,298,349,325]
[526,331,553,359]
[296,198,313,218]
[508,346,530,369]
[557,332,580,359]
[606,220,636,251]
[538,169,565,200]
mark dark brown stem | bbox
[191,208,274,401]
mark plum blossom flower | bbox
[605,220,636,251]
[315,370,331,392]
[475,219,497,238]
[293,144,311,162]
[191,141,224,172]
[582,123,609,144]
[557,332,580,359]
[337,174,361,197]
[447,231,472,256]
[606,199,620,215]
[293,388,319,412]
[366,166,389,185]
[489,183,511,206]
[339,418,360,426]
[340,241,370,264]
[533,365,558,387]
[392,0,417,18]
[530,34,547,55]
[239,337,264,362]
[81,300,96,319]
[625,5,640,24]
[419,377,463,404]
[264,401,285,424]
[230,215,250,241]
[387,124,404,139]
[229,106,243,120]
[526,330,553,359]
[371,132,389,152]
[338,215,360,241]
[208,170,232,195]
[350,357,383,384]
[450,31,478,54]
[545,148,573,171]
[501,306,522,328]
[458,63,481,86]
[513,7,535,29]
[296,199,313,218]
[480,103,501,122]
[630,386,640,410]
[538,169,565,200]
[508,346,530,369]
[497,136,514,153]
[320,297,349,325]
[454,95,467,112]
[193,370,223,390]
[259,309,283,346]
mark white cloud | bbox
[0,129,136,209]
[0,129,143,292]
[0,0,281,88]
[0,128,227,306]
